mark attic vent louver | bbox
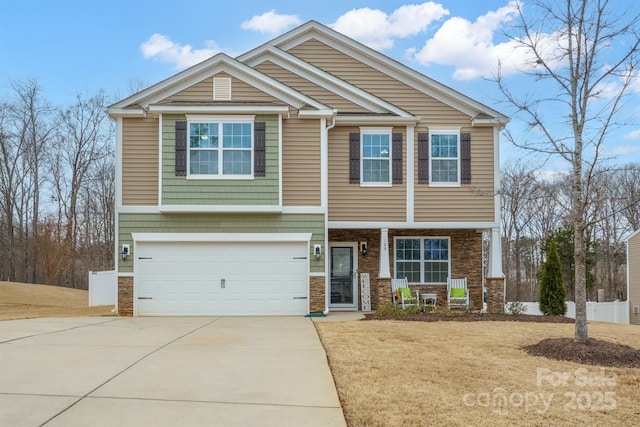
[213,77,231,100]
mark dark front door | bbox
[330,246,356,308]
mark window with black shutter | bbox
[254,122,266,177]
[175,121,187,176]
[417,132,429,184]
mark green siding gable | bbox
[118,213,325,274]
[161,114,280,205]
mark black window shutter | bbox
[254,122,266,177]
[349,133,360,183]
[175,121,187,176]
[392,133,403,184]
[417,132,429,184]
[461,132,471,184]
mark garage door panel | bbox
[135,241,309,316]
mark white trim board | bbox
[131,232,313,243]
[328,221,498,229]
[158,205,283,213]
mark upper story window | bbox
[361,130,392,185]
[430,130,460,185]
[186,116,254,179]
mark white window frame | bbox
[360,127,392,187]
[393,236,451,285]
[186,115,255,180]
[429,127,461,187]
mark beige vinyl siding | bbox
[122,117,159,206]
[289,39,495,222]
[161,114,279,205]
[254,61,369,113]
[286,40,466,121]
[163,72,284,104]
[328,126,406,221]
[282,118,321,206]
[629,233,640,325]
[414,127,494,222]
[117,213,325,274]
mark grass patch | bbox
[0,281,114,320]
[316,320,640,426]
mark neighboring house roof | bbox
[109,20,508,127]
[627,229,640,242]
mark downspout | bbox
[323,110,337,315]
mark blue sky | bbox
[1,0,638,168]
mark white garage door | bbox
[135,240,309,316]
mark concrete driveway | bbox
[0,317,346,426]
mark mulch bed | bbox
[364,312,640,368]
[525,338,640,368]
[364,312,574,323]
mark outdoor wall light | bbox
[314,244,322,260]
[121,244,130,261]
[361,242,368,256]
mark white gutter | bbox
[322,111,337,315]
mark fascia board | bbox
[335,115,420,126]
[472,116,510,129]
[148,105,290,114]
[107,107,146,118]
[297,109,337,118]
[242,47,413,118]
[269,23,508,122]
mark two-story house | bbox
[108,21,508,316]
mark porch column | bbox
[487,227,503,277]
[487,227,505,313]
[379,228,391,278]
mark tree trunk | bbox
[573,136,588,343]
[573,222,588,343]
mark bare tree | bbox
[497,0,640,343]
[55,92,111,250]
[5,80,56,283]
[616,164,640,231]
[500,161,542,300]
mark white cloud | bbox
[408,1,522,79]
[140,34,221,69]
[407,0,571,80]
[241,10,301,34]
[599,144,640,158]
[624,129,640,140]
[329,2,449,50]
[534,169,569,183]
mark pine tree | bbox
[539,241,567,316]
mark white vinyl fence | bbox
[88,270,117,307]
[506,301,629,324]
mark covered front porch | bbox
[326,227,504,313]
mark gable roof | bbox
[109,21,507,127]
[240,21,508,125]
[241,45,413,119]
[108,53,332,117]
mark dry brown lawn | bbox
[0,281,114,320]
[315,319,640,427]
